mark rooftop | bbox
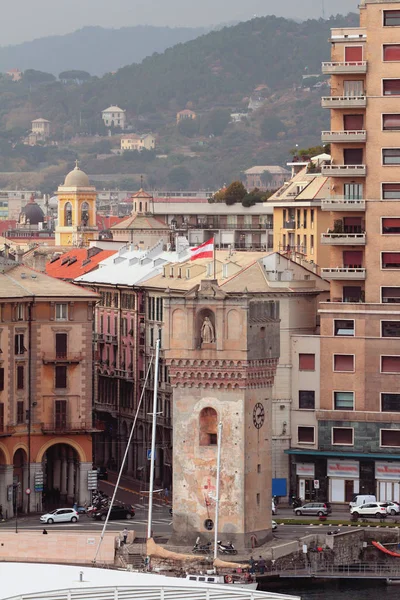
[102,106,125,113]
[244,166,290,175]
[45,247,117,280]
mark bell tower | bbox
[55,162,98,246]
[164,280,280,549]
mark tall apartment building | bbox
[288,0,400,504]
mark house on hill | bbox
[176,109,196,124]
[244,166,290,191]
[102,106,126,129]
[121,133,155,152]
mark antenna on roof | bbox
[321,0,325,19]
[140,174,144,189]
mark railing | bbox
[321,267,366,279]
[41,421,98,433]
[267,561,400,578]
[330,27,367,41]
[321,130,366,142]
[321,198,365,211]
[182,223,273,230]
[42,352,83,363]
[322,61,367,74]
[321,96,366,108]
[283,220,296,229]
[321,233,366,244]
[321,164,366,176]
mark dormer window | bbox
[186,268,190,279]
[162,267,166,278]
[169,267,174,277]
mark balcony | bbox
[42,352,83,364]
[283,220,296,230]
[322,61,367,74]
[329,27,367,42]
[41,421,104,434]
[321,267,366,280]
[321,198,365,211]
[321,96,366,109]
[321,164,366,177]
[182,223,272,231]
[105,334,118,344]
[321,130,366,143]
[0,425,17,437]
[321,233,366,245]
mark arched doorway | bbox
[13,448,28,513]
[42,443,80,509]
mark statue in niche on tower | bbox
[201,316,215,344]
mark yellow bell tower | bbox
[55,162,98,246]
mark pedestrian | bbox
[258,556,266,575]
[122,528,128,545]
[164,487,169,502]
[249,556,255,575]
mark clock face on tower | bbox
[253,402,265,429]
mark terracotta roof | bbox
[96,215,125,230]
[0,221,17,235]
[131,188,153,199]
[45,247,117,280]
[0,264,99,299]
[111,213,169,231]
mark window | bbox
[382,218,400,234]
[383,45,400,61]
[382,287,400,303]
[332,428,353,445]
[149,327,154,348]
[343,250,363,267]
[17,365,24,390]
[384,10,400,26]
[382,252,400,268]
[0,403,3,432]
[383,115,400,131]
[17,304,25,321]
[382,393,400,412]
[55,303,68,321]
[334,319,354,336]
[14,333,25,355]
[298,426,315,444]
[381,356,400,373]
[344,80,364,96]
[383,149,400,165]
[55,333,67,358]
[199,407,218,446]
[381,429,400,447]
[122,318,127,337]
[17,401,24,424]
[344,46,362,62]
[334,391,354,410]
[303,210,307,229]
[382,321,400,337]
[310,235,314,254]
[0,368,3,391]
[55,400,67,430]
[55,365,67,389]
[299,353,315,371]
[383,184,400,199]
[334,355,354,372]
[344,114,364,130]
[344,183,363,199]
[107,315,110,333]
[343,286,363,302]
[383,80,400,96]
[343,148,363,165]
[299,390,315,410]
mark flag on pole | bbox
[190,238,214,261]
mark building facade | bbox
[0,265,98,517]
[101,106,126,129]
[121,134,155,152]
[244,166,290,191]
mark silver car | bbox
[294,502,331,516]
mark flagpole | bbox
[213,236,216,279]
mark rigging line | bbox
[92,354,154,565]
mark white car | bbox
[385,502,400,516]
[272,520,277,530]
[350,502,387,518]
[40,508,79,524]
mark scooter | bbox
[291,496,302,509]
[217,540,237,555]
[192,537,211,554]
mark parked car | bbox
[40,508,79,524]
[272,500,277,515]
[294,502,332,517]
[350,502,388,518]
[349,494,376,508]
[96,466,108,481]
[92,504,135,521]
[384,501,400,516]
[272,520,278,531]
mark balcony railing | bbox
[42,352,83,364]
[321,198,365,211]
[322,61,367,74]
[321,96,366,109]
[105,334,118,344]
[321,164,366,177]
[181,223,273,230]
[283,220,296,230]
[41,421,102,433]
[321,130,366,143]
[321,267,366,280]
[329,27,367,42]
[321,232,366,245]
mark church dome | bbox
[63,164,90,187]
[19,195,45,225]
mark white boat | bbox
[186,572,258,590]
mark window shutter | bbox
[383,115,400,130]
[345,46,363,62]
[343,251,363,266]
[299,353,315,370]
[382,356,400,373]
[343,115,364,130]
[384,45,400,61]
[334,355,354,371]
[384,80,400,95]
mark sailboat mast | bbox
[147,338,161,540]
[213,421,223,560]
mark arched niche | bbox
[64,202,72,226]
[81,201,90,226]
[199,407,218,446]
[195,308,216,348]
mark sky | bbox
[1,0,360,46]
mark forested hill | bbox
[0,25,209,77]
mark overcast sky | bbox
[1,0,360,46]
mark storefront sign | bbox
[296,463,315,478]
[375,462,400,481]
[327,460,359,478]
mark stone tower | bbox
[55,163,98,246]
[164,280,280,548]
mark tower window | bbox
[199,407,218,446]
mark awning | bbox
[285,448,400,461]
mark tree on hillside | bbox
[59,70,92,83]
[22,69,56,84]
[224,181,247,206]
[260,116,286,141]
[168,166,191,189]
[178,117,199,138]
[201,108,231,137]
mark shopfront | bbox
[376,462,400,502]
[328,459,359,503]
[296,463,315,500]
